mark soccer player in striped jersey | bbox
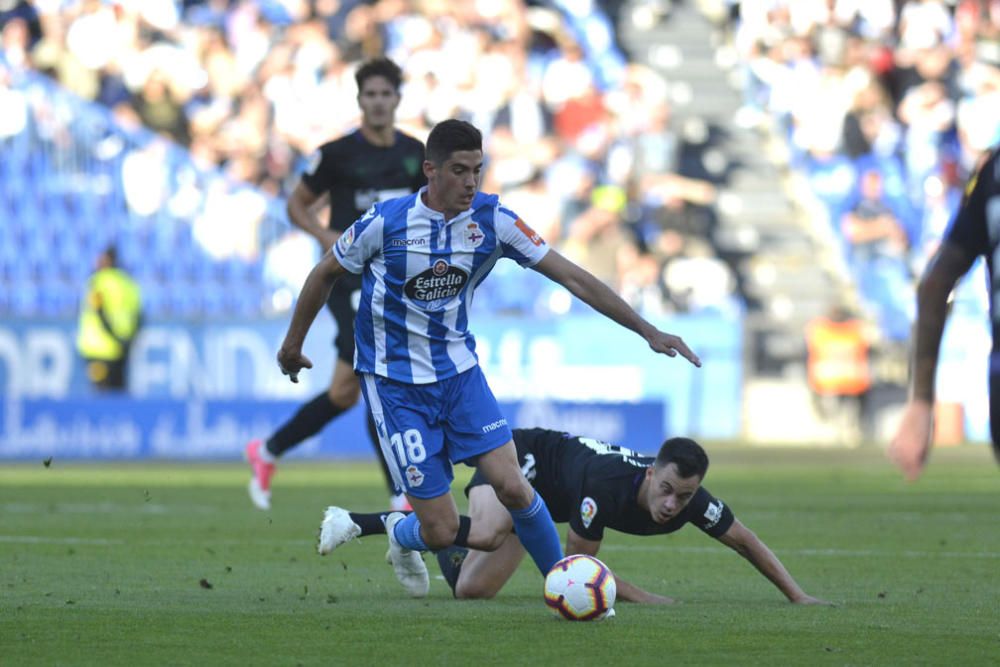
[244,57,425,512]
[276,119,701,597]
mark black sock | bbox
[347,511,471,547]
[436,546,469,597]
[349,511,404,537]
[453,515,471,548]
[266,392,345,457]
[367,413,400,495]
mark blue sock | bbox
[509,491,563,575]
[391,512,429,551]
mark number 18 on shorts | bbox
[360,367,514,499]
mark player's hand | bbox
[646,329,701,367]
[276,346,313,383]
[642,592,677,605]
[888,400,934,482]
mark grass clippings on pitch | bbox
[1,446,998,666]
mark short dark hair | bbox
[425,119,482,165]
[355,57,403,93]
[654,437,709,480]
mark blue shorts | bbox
[360,366,513,499]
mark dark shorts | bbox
[325,272,362,364]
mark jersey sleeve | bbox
[332,205,383,274]
[494,205,550,267]
[943,151,995,257]
[684,487,735,538]
[300,143,339,195]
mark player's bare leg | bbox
[404,492,461,549]
[475,441,534,510]
[476,441,563,574]
[465,484,514,550]
[449,484,523,598]
[454,533,526,599]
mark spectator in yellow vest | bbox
[76,245,142,392]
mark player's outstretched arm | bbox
[566,528,675,605]
[889,241,975,481]
[277,251,347,382]
[715,520,831,605]
[531,249,701,367]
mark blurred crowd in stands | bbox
[0,0,742,320]
[2,0,996,329]
[727,0,998,341]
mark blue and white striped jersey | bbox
[332,187,550,384]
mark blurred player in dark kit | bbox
[245,57,425,510]
[892,147,1000,480]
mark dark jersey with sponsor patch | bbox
[468,428,735,542]
[943,147,1000,353]
[301,129,426,232]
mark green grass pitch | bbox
[2,446,998,665]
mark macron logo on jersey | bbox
[482,417,508,433]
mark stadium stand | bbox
[0,0,743,324]
[3,0,993,444]
[723,0,997,345]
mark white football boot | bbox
[384,512,429,598]
[317,506,362,555]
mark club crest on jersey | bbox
[405,465,425,488]
[514,218,543,247]
[580,497,598,529]
[464,222,485,249]
[704,500,724,528]
[404,260,469,309]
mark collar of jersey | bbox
[414,186,475,224]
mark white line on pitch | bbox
[1,502,218,514]
[0,535,123,545]
[602,544,1000,559]
[4,536,995,560]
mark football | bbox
[543,554,617,621]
